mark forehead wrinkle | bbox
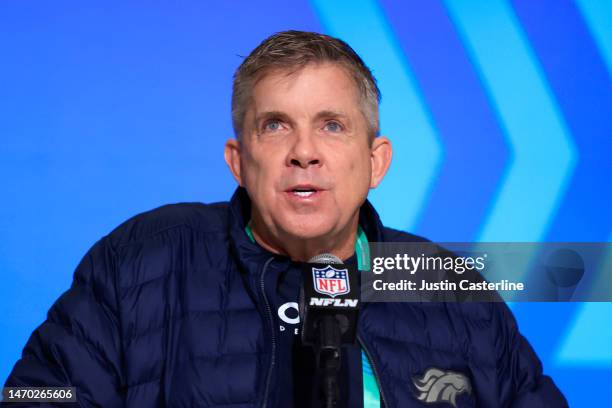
[254,110,292,123]
[247,64,364,133]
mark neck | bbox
[249,215,358,262]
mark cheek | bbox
[336,152,371,198]
[242,149,281,197]
[241,154,263,194]
[348,150,372,179]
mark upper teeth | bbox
[294,190,314,197]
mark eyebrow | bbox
[253,110,292,126]
[253,109,350,125]
[313,109,350,121]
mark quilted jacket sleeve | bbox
[495,303,568,407]
[2,237,125,407]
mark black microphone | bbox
[299,253,361,408]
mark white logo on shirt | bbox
[277,302,300,335]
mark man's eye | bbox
[324,121,343,132]
[263,120,283,132]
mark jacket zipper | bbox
[357,334,389,408]
[260,257,276,408]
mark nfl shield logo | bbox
[312,265,350,297]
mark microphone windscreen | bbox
[308,253,342,264]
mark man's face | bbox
[226,63,390,245]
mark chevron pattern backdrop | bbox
[0,1,610,406]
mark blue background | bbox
[1,1,610,406]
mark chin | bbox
[281,216,336,240]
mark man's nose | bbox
[286,130,322,169]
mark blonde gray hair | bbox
[231,30,381,141]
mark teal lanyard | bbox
[245,222,381,407]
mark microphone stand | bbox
[301,254,360,408]
[316,315,342,408]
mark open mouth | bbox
[291,188,317,197]
[286,185,322,199]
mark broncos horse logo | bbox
[413,367,472,407]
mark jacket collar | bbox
[227,187,386,274]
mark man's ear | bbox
[224,138,243,186]
[370,136,392,189]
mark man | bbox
[4,31,566,407]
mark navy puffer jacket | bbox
[4,188,566,407]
